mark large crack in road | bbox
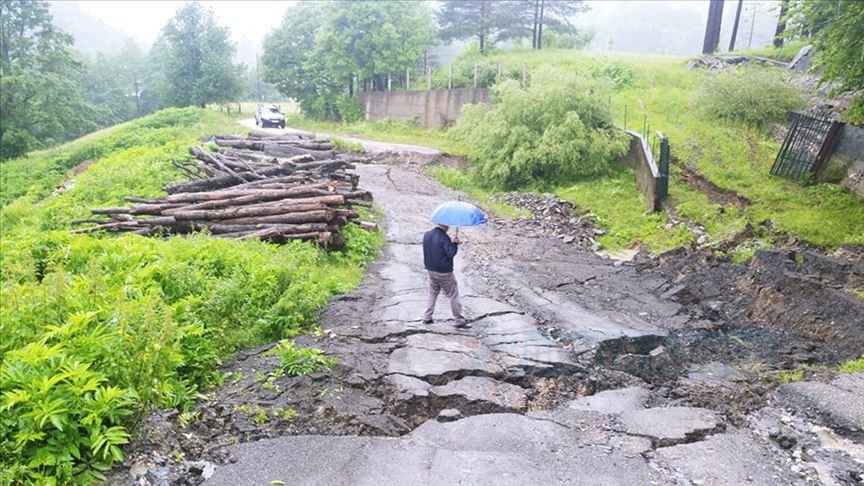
[113,133,864,485]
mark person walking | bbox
[422,224,469,328]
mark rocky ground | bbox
[110,132,864,486]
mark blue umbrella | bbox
[430,201,487,228]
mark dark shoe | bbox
[454,321,472,329]
[422,319,433,324]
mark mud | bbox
[109,143,864,485]
[676,162,751,208]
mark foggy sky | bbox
[50,0,785,64]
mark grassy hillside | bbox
[289,49,863,252]
[0,108,382,484]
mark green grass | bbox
[277,48,863,250]
[736,40,809,63]
[438,49,863,250]
[839,356,864,374]
[557,168,694,252]
[602,54,864,248]
[426,166,529,219]
[0,107,382,484]
[329,137,365,153]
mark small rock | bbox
[562,235,575,244]
[591,241,603,252]
[437,409,463,422]
[773,433,797,450]
[697,234,708,245]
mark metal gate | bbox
[771,112,840,181]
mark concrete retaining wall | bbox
[358,88,490,129]
[618,130,663,212]
[821,124,864,198]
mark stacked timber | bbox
[73,132,375,247]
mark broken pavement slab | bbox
[205,414,661,485]
[387,346,505,385]
[616,406,723,447]
[775,372,864,441]
[388,375,528,412]
[568,386,650,415]
[652,432,802,486]
[431,376,528,411]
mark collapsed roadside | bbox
[113,138,863,485]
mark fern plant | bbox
[267,340,336,377]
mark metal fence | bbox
[771,111,841,181]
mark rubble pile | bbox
[492,193,605,251]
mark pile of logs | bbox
[73,131,375,247]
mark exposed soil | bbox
[109,139,864,486]
[676,161,751,208]
[491,192,603,250]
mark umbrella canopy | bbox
[430,201,487,227]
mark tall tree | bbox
[437,0,501,53]
[773,0,790,48]
[0,0,98,160]
[262,2,334,116]
[531,0,588,50]
[728,0,744,51]
[157,2,243,108]
[314,1,435,89]
[702,0,725,54]
[263,1,435,119]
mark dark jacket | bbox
[423,227,458,273]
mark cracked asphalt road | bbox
[112,126,861,486]
[200,162,805,485]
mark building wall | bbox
[358,88,490,129]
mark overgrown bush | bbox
[697,67,805,127]
[0,108,382,484]
[448,69,629,190]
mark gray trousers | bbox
[423,271,465,323]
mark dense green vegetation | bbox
[0,1,252,161]
[0,108,382,484]
[156,3,243,109]
[262,1,435,121]
[450,69,628,189]
[696,67,804,128]
[303,49,862,252]
[789,0,864,125]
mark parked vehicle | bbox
[256,104,286,128]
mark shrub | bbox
[697,67,805,128]
[448,68,629,190]
[335,96,363,123]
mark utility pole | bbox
[728,0,743,51]
[701,0,724,54]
